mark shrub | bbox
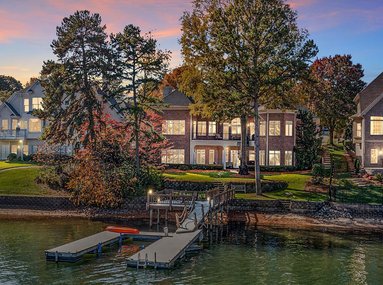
[248,165,298,172]
[375,173,383,183]
[7,153,17,161]
[165,163,224,170]
[36,166,70,190]
[311,163,325,184]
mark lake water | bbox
[0,218,382,285]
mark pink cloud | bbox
[287,0,317,9]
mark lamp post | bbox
[19,140,23,161]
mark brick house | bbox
[353,72,383,173]
[161,88,297,168]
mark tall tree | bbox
[0,75,22,101]
[294,109,321,169]
[110,25,170,177]
[39,10,110,146]
[181,0,317,194]
[308,55,365,145]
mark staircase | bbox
[322,151,332,170]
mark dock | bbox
[45,231,170,262]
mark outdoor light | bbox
[157,198,160,203]
[148,189,153,195]
[207,196,210,202]
[19,140,23,143]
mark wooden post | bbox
[157,209,160,229]
[165,209,168,227]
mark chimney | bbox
[163,86,173,97]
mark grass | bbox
[163,171,255,183]
[0,167,53,196]
[325,144,349,172]
[336,182,383,204]
[0,161,34,170]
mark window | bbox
[371,149,378,164]
[223,123,229,139]
[32,97,43,110]
[19,120,27,129]
[370,116,383,135]
[196,149,206,164]
[11,144,18,154]
[29,119,41,132]
[231,118,241,135]
[161,149,185,164]
[249,122,255,138]
[12,119,19,130]
[260,120,266,136]
[192,121,197,139]
[269,121,280,136]
[249,150,265,165]
[356,123,362,137]
[24,98,29,112]
[162,120,185,135]
[208,149,215,164]
[208,122,216,135]
[285,121,293,136]
[269,150,281,166]
[2,119,8,130]
[197,121,207,136]
[23,145,29,155]
[285,151,293,166]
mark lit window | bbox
[371,149,378,164]
[285,151,293,166]
[285,121,293,136]
[269,121,280,136]
[2,119,8,130]
[20,120,27,129]
[23,145,29,155]
[192,121,197,139]
[249,122,255,138]
[208,149,215,164]
[249,150,265,165]
[197,121,207,136]
[231,118,241,135]
[223,123,229,139]
[208,122,216,135]
[196,149,206,164]
[162,120,185,135]
[29,119,41,132]
[161,149,185,164]
[12,119,19,130]
[11,144,17,154]
[269,150,281,166]
[24,98,29,112]
[356,123,362,137]
[260,120,266,136]
[32,97,43,110]
[370,116,383,135]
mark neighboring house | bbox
[161,87,297,168]
[0,81,121,160]
[353,72,383,173]
[0,81,45,159]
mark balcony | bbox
[0,129,27,139]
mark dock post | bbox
[157,209,160,226]
[165,209,168,227]
[97,242,102,256]
[137,253,140,269]
[154,252,157,269]
[149,209,153,228]
[145,253,148,269]
[55,251,58,263]
[119,234,123,247]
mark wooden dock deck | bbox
[45,231,171,262]
[127,230,203,269]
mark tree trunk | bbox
[329,127,334,145]
[239,115,249,175]
[253,98,262,195]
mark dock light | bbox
[157,198,160,203]
[148,189,153,195]
[207,197,210,202]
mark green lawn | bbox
[163,171,255,183]
[0,167,53,196]
[326,144,349,172]
[0,161,34,170]
[336,184,383,204]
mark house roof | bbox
[163,89,192,106]
[4,102,20,117]
[354,72,383,112]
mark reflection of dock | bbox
[45,231,169,262]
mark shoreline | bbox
[1,208,382,234]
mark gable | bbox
[357,72,383,112]
[164,90,192,107]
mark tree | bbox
[110,25,170,177]
[181,0,318,193]
[0,75,22,101]
[25,77,39,87]
[308,55,365,145]
[294,109,321,169]
[39,10,110,146]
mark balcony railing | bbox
[0,129,27,139]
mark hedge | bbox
[164,164,224,170]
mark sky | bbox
[0,0,382,85]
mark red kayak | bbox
[106,226,140,235]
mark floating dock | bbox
[45,231,170,262]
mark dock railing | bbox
[147,190,198,210]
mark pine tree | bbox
[0,75,22,101]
